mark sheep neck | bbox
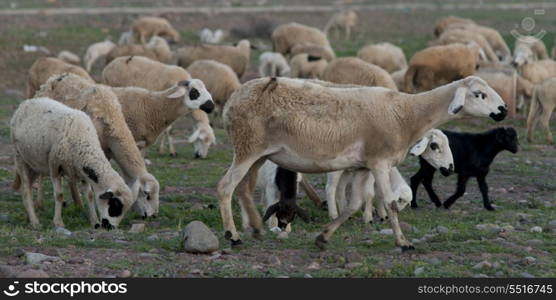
[149,95,187,137]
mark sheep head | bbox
[448,76,507,121]
[410,129,454,176]
[167,79,215,113]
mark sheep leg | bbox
[86,185,100,228]
[539,107,554,144]
[263,179,279,230]
[362,171,376,224]
[336,171,350,214]
[345,26,351,40]
[35,176,44,210]
[476,174,494,211]
[325,171,342,219]
[374,167,413,250]
[410,168,424,208]
[51,176,65,228]
[167,128,176,157]
[158,130,167,154]
[236,158,265,239]
[17,160,40,229]
[443,174,470,209]
[421,169,442,207]
[69,179,84,208]
[217,156,263,245]
[316,170,367,249]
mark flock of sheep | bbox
[10,10,555,251]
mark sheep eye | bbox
[430,142,439,150]
[189,88,200,100]
[473,91,486,99]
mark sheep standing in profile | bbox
[357,42,407,73]
[258,52,290,77]
[323,10,358,40]
[84,39,116,72]
[132,16,180,44]
[11,98,133,229]
[527,78,556,144]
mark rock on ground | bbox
[25,252,59,265]
[181,221,219,254]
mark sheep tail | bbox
[12,172,21,191]
[261,77,278,94]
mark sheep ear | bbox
[167,87,186,99]
[99,190,114,200]
[409,136,429,156]
[449,87,467,115]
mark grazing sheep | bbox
[289,54,328,79]
[512,36,549,67]
[84,39,116,72]
[357,42,407,73]
[105,36,172,64]
[200,28,225,44]
[326,129,453,222]
[118,30,136,45]
[443,24,510,62]
[258,52,290,77]
[404,43,481,93]
[35,74,160,218]
[432,28,499,62]
[132,16,180,44]
[57,50,81,65]
[323,9,358,40]
[527,78,556,144]
[289,42,336,62]
[391,67,407,91]
[217,75,507,249]
[271,22,331,57]
[26,57,93,98]
[176,40,252,78]
[411,127,518,210]
[11,98,133,229]
[518,59,556,85]
[321,57,397,90]
[434,16,475,37]
[187,59,241,116]
[186,109,216,159]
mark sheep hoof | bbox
[230,239,243,247]
[94,223,100,229]
[485,205,495,211]
[315,234,328,250]
[401,245,415,252]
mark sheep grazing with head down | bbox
[176,40,252,78]
[432,28,498,62]
[357,42,407,74]
[442,24,511,62]
[57,50,81,65]
[131,16,180,44]
[271,22,331,57]
[527,78,556,144]
[184,109,216,159]
[434,15,475,38]
[512,36,549,67]
[289,42,336,62]
[259,52,291,77]
[105,36,172,64]
[218,75,507,250]
[84,39,116,72]
[35,74,160,218]
[11,98,133,229]
[411,127,518,211]
[321,57,398,90]
[323,10,358,40]
[26,57,93,98]
[326,129,453,223]
[289,54,328,79]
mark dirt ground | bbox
[0,3,555,278]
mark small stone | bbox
[526,239,543,246]
[530,226,542,233]
[495,188,507,194]
[520,272,535,278]
[474,273,489,278]
[501,225,514,232]
[189,269,202,274]
[472,261,492,270]
[525,159,532,165]
[399,222,415,233]
[345,262,363,269]
[221,248,233,255]
[25,252,59,265]
[522,256,536,265]
[304,274,313,278]
[379,229,393,235]
[119,270,132,278]
[307,262,320,270]
[129,223,146,233]
[55,227,72,237]
[276,275,289,278]
[17,269,49,278]
[517,213,531,223]
[344,251,363,264]
[420,234,437,241]
[426,257,441,265]
[362,238,374,245]
[495,271,504,277]
[436,226,449,234]
[476,224,501,233]
[492,262,501,269]
[411,239,421,244]
[547,219,556,232]
[190,203,204,211]
[277,231,289,239]
[414,267,425,276]
[181,221,219,253]
[146,234,159,241]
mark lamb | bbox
[289,42,336,62]
[176,40,252,78]
[289,54,328,79]
[131,16,180,44]
[217,75,507,250]
[105,36,172,65]
[183,109,216,159]
[357,42,407,73]
[57,50,81,65]
[432,28,499,62]
[411,127,518,211]
[512,36,549,67]
[433,16,475,37]
[118,30,136,45]
[326,129,453,223]
[35,74,161,218]
[404,43,481,93]
[11,97,133,229]
[321,57,398,90]
[271,22,331,57]
[527,78,556,144]
[258,52,291,77]
[84,39,116,72]
[200,28,225,44]
[323,9,358,40]
[26,57,93,98]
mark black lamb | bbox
[410,126,519,210]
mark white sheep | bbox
[57,50,81,65]
[527,77,556,144]
[323,9,358,40]
[118,30,136,45]
[131,16,180,44]
[512,36,549,67]
[217,76,507,250]
[258,52,290,77]
[84,39,116,72]
[357,42,407,73]
[326,129,453,222]
[11,98,133,229]
[200,28,225,44]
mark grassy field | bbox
[0,5,555,278]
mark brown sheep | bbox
[321,57,397,90]
[527,77,556,144]
[323,10,358,40]
[357,42,407,73]
[271,22,331,57]
[434,16,475,37]
[289,54,329,79]
[432,28,499,62]
[290,42,336,62]
[26,57,93,98]
[132,16,180,44]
